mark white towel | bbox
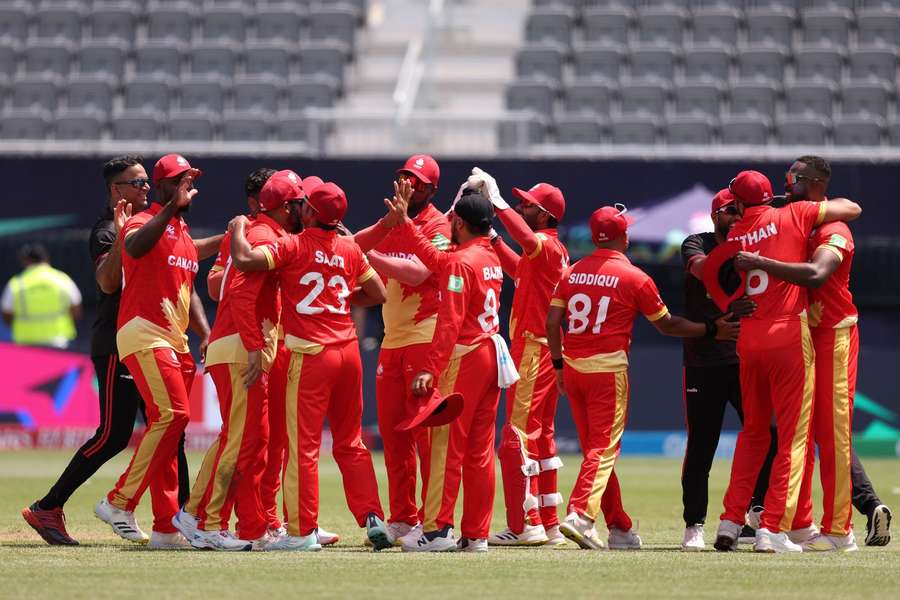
[491,333,520,389]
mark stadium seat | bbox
[888,121,900,145]
[674,81,725,118]
[65,73,115,113]
[785,81,836,118]
[168,111,217,141]
[200,4,248,43]
[87,2,139,42]
[54,110,104,140]
[840,81,891,117]
[849,47,897,82]
[682,44,732,82]
[730,80,779,117]
[525,8,574,46]
[298,43,347,89]
[254,6,305,43]
[666,116,716,145]
[801,8,852,47]
[23,42,74,76]
[629,44,679,81]
[856,8,900,47]
[0,109,52,139]
[245,44,292,79]
[123,74,175,113]
[11,74,60,111]
[572,43,623,81]
[276,113,314,143]
[135,42,183,77]
[179,76,226,112]
[582,7,631,45]
[737,46,788,82]
[619,79,670,116]
[555,115,607,144]
[34,2,84,42]
[0,4,29,44]
[285,76,340,109]
[308,7,357,52]
[497,116,547,149]
[563,79,616,115]
[0,45,17,78]
[233,75,282,113]
[746,8,795,48]
[190,42,238,78]
[833,116,884,145]
[776,116,830,145]
[506,79,557,115]
[794,46,845,84]
[533,0,579,9]
[720,115,770,145]
[78,41,128,78]
[516,44,566,83]
[691,6,741,46]
[636,6,686,45]
[610,116,658,144]
[112,112,164,140]
[146,2,196,42]
[222,111,272,141]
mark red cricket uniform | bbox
[720,200,827,533]
[409,229,504,539]
[108,203,198,534]
[259,228,384,536]
[372,203,451,526]
[792,221,859,536]
[499,229,571,533]
[185,215,285,540]
[550,248,669,525]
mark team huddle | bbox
[21,152,892,553]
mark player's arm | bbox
[207,268,224,301]
[492,235,521,277]
[734,247,841,289]
[352,179,413,252]
[194,233,225,261]
[188,288,211,363]
[495,205,541,256]
[125,178,195,258]
[821,198,862,224]
[95,199,132,294]
[400,219,452,274]
[652,312,738,341]
[366,251,432,287]
[546,303,566,396]
[680,234,708,280]
[349,268,387,307]
[228,216,271,272]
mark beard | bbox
[715,221,731,238]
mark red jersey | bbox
[550,249,668,372]
[206,214,285,369]
[117,202,198,359]
[727,201,826,322]
[260,228,376,351]
[375,203,451,349]
[509,229,569,341]
[423,237,503,377]
[808,221,857,329]
[208,229,232,301]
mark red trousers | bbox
[498,337,562,533]
[108,348,194,533]
[722,319,815,533]
[283,341,384,536]
[185,363,269,539]
[421,341,501,539]
[564,367,633,530]
[260,340,290,529]
[792,325,859,535]
[375,342,432,526]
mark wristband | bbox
[704,319,718,339]
[551,357,564,370]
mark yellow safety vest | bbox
[9,264,77,346]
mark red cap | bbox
[259,170,304,212]
[589,204,632,243]
[152,153,201,184]
[710,188,735,213]
[512,182,566,221]
[307,182,348,226]
[397,154,440,186]
[301,175,324,194]
[729,170,773,206]
[396,390,464,431]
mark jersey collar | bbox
[457,236,492,250]
[303,226,337,241]
[413,203,442,225]
[591,247,626,260]
[255,212,286,236]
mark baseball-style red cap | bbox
[396,390,464,431]
[307,182,348,226]
[152,153,201,184]
[397,154,440,186]
[301,175,324,195]
[590,204,632,243]
[512,182,566,222]
[729,170,773,206]
[258,170,304,212]
[710,188,735,213]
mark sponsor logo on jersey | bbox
[448,275,464,293]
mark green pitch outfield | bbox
[1,451,898,599]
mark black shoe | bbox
[865,505,892,547]
[738,525,756,544]
[714,534,737,552]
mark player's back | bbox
[808,220,857,329]
[449,238,503,346]
[509,230,569,341]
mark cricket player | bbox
[546,205,739,551]
[715,170,861,553]
[229,181,395,552]
[94,154,213,544]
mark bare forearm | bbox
[753,256,829,288]
[654,314,705,338]
[352,220,390,253]
[546,308,564,359]
[194,234,225,261]
[96,242,123,294]
[125,201,178,258]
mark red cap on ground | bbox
[512,182,566,221]
[710,188,736,213]
[729,170,773,206]
[589,205,632,243]
[396,390,464,431]
[259,170,304,212]
[307,182,348,226]
[152,153,201,184]
[397,154,440,186]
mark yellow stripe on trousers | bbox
[114,349,176,506]
[779,322,816,532]
[184,437,219,516]
[283,352,304,536]
[829,327,853,534]
[510,340,541,434]
[423,356,462,532]
[584,371,628,521]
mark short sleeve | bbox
[813,222,854,263]
[121,214,145,239]
[791,200,827,236]
[549,269,571,308]
[0,282,13,312]
[636,277,669,322]
[680,234,706,272]
[90,222,117,264]
[355,246,377,284]
[209,233,230,273]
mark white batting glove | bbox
[471,167,509,211]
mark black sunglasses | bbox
[716,205,739,215]
[114,177,150,189]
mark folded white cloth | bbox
[491,333,520,389]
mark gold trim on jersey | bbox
[205,318,278,371]
[645,306,669,322]
[816,244,844,262]
[563,350,629,373]
[116,282,191,358]
[284,334,325,355]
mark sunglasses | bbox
[716,205,739,215]
[786,172,821,185]
[114,178,150,189]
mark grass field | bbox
[1,450,898,599]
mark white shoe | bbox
[397,523,423,548]
[148,531,189,549]
[316,526,340,546]
[681,524,705,552]
[401,526,457,552]
[457,537,488,552]
[384,521,417,546]
[190,529,253,552]
[713,519,742,552]
[799,532,837,552]
[94,498,148,544]
[608,527,642,550]
[252,528,286,551]
[171,509,200,544]
[825,531,859,552]
[866,504,892,547]
[265,533,322,552]
[488,523,548,546]
[754,528,802,553]
[787,524,819,545]
[559,512,605,550]
[544,525,567,546]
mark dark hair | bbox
[18,243,50,264]
[795,155,831,180]
[245,167,277,198]
[102,155,144,194]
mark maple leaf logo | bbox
[160,282,191,341]
[808,300,824,328]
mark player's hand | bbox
[554,370,566,397]
[173,172,199,209]
[470,167,509,211]
[411,371,434,396]
[734,251,763,272]
[335,222,353,236]
[228,215,250,233]
[113,199,133,234]
[382,179,411,228]
[714,313,740,341]
[728,296,756,319]
[198,335,209,364]
[244,350,262,388]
